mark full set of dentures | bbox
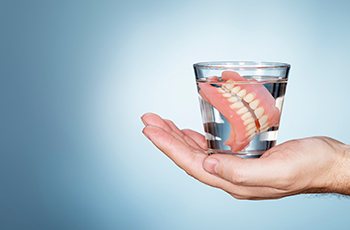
[198,71,280,152]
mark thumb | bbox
[203,154,280,186]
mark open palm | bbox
[141,113,348,199]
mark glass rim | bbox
[193,61,290,69]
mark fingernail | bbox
[141,120,148,126]
[141,114,149,126]
[203,157,218,174]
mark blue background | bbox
[2,0,350,229]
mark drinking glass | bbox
[194,61,290,158]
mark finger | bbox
[163,119,184,137]
[226,185,290,200]
[164,119,203,150]
[228,190,288,200]
[142,113,207,150]
[141,113,187,146]
[182,129,208,150]
[143,125,204,170]
[141,113,172,132]
[203,154,287,187]
[142,125,235,190]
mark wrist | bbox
[330,144,350,195]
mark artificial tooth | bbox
[246,122,256,130]
[249,100,259,110]
[243,93,254,103]
[218,88,225,94]
[237,107,248,115]
[259,122,269,131]
[230,101,244,109]
[231,86,241,94]
[241,112,252,120]
[246,127,256,136]
[223,93,232,98]
[259,115,268,125]
[224,83,234,90]
[243,117,255,125]
[254,107,264,118]
[237,89,247,98]
[228,96,238,103]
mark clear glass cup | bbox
[194,61,290,158]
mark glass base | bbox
[207,149,263,158]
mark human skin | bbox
[141,113,350,200]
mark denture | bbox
[199,71,280,152]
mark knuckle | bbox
[282,139,298,146]
[228,170,247,185]
[216,162,247,185]
[164,119,173,125]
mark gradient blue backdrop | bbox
[2,0,350,229]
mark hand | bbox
[141,113,350,200]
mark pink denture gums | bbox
[199,71,280,152]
